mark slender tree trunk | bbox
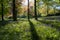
[47,5,48,15]
[54,7,56,16]
[28,0,29,20]
[34,0,38,20]
[1,0,4,21]
[13,0,17,21]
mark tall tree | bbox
[1,0,4,21]
[28,0,30,20]
[34,0,38,20]
[12,0,17,21]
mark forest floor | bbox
[0,17,60,40]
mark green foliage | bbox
[0,0,12,16]
[0,19,60,40]
[0,0,60,17]
[40,19,60,29]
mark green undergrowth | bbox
[0,19,60,40]
[40,19,60,30]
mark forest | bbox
[0,0,60,40]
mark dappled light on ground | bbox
[0,18,60,40]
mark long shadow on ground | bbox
[37,20,60,31]
[0,20,15,28]
[0,20,20,40]
[0,20,9,27]
[28,20,40,40]
[0,19,18,27]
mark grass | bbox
[0,18,60,40]
[39,19,60,30]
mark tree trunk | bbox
[47,5,48,15]
[1,0,4,21]
[13,0,17,21]
[28,0,29,20]
[54,7,56,16]
[34,0,38,20]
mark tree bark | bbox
[28,0,30,20]
[12,0,17,21]
[54,7,56,16]
[47,5,48,15]
[34,0,38,20]
[1,0,4,21]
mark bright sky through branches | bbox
[22,0,60,10]
[22,0,34,6]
